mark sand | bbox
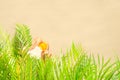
[0,0,120,59]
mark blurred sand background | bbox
[0,0,120,59]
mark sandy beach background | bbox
[0,0,120,59]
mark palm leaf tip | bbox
[13,24,32,57]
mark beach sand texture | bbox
[0,0,120,59]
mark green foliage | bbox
[13,24,32,58]
[0,24,120,80]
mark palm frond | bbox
[0,25,120,80]
[13,24,32,58]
